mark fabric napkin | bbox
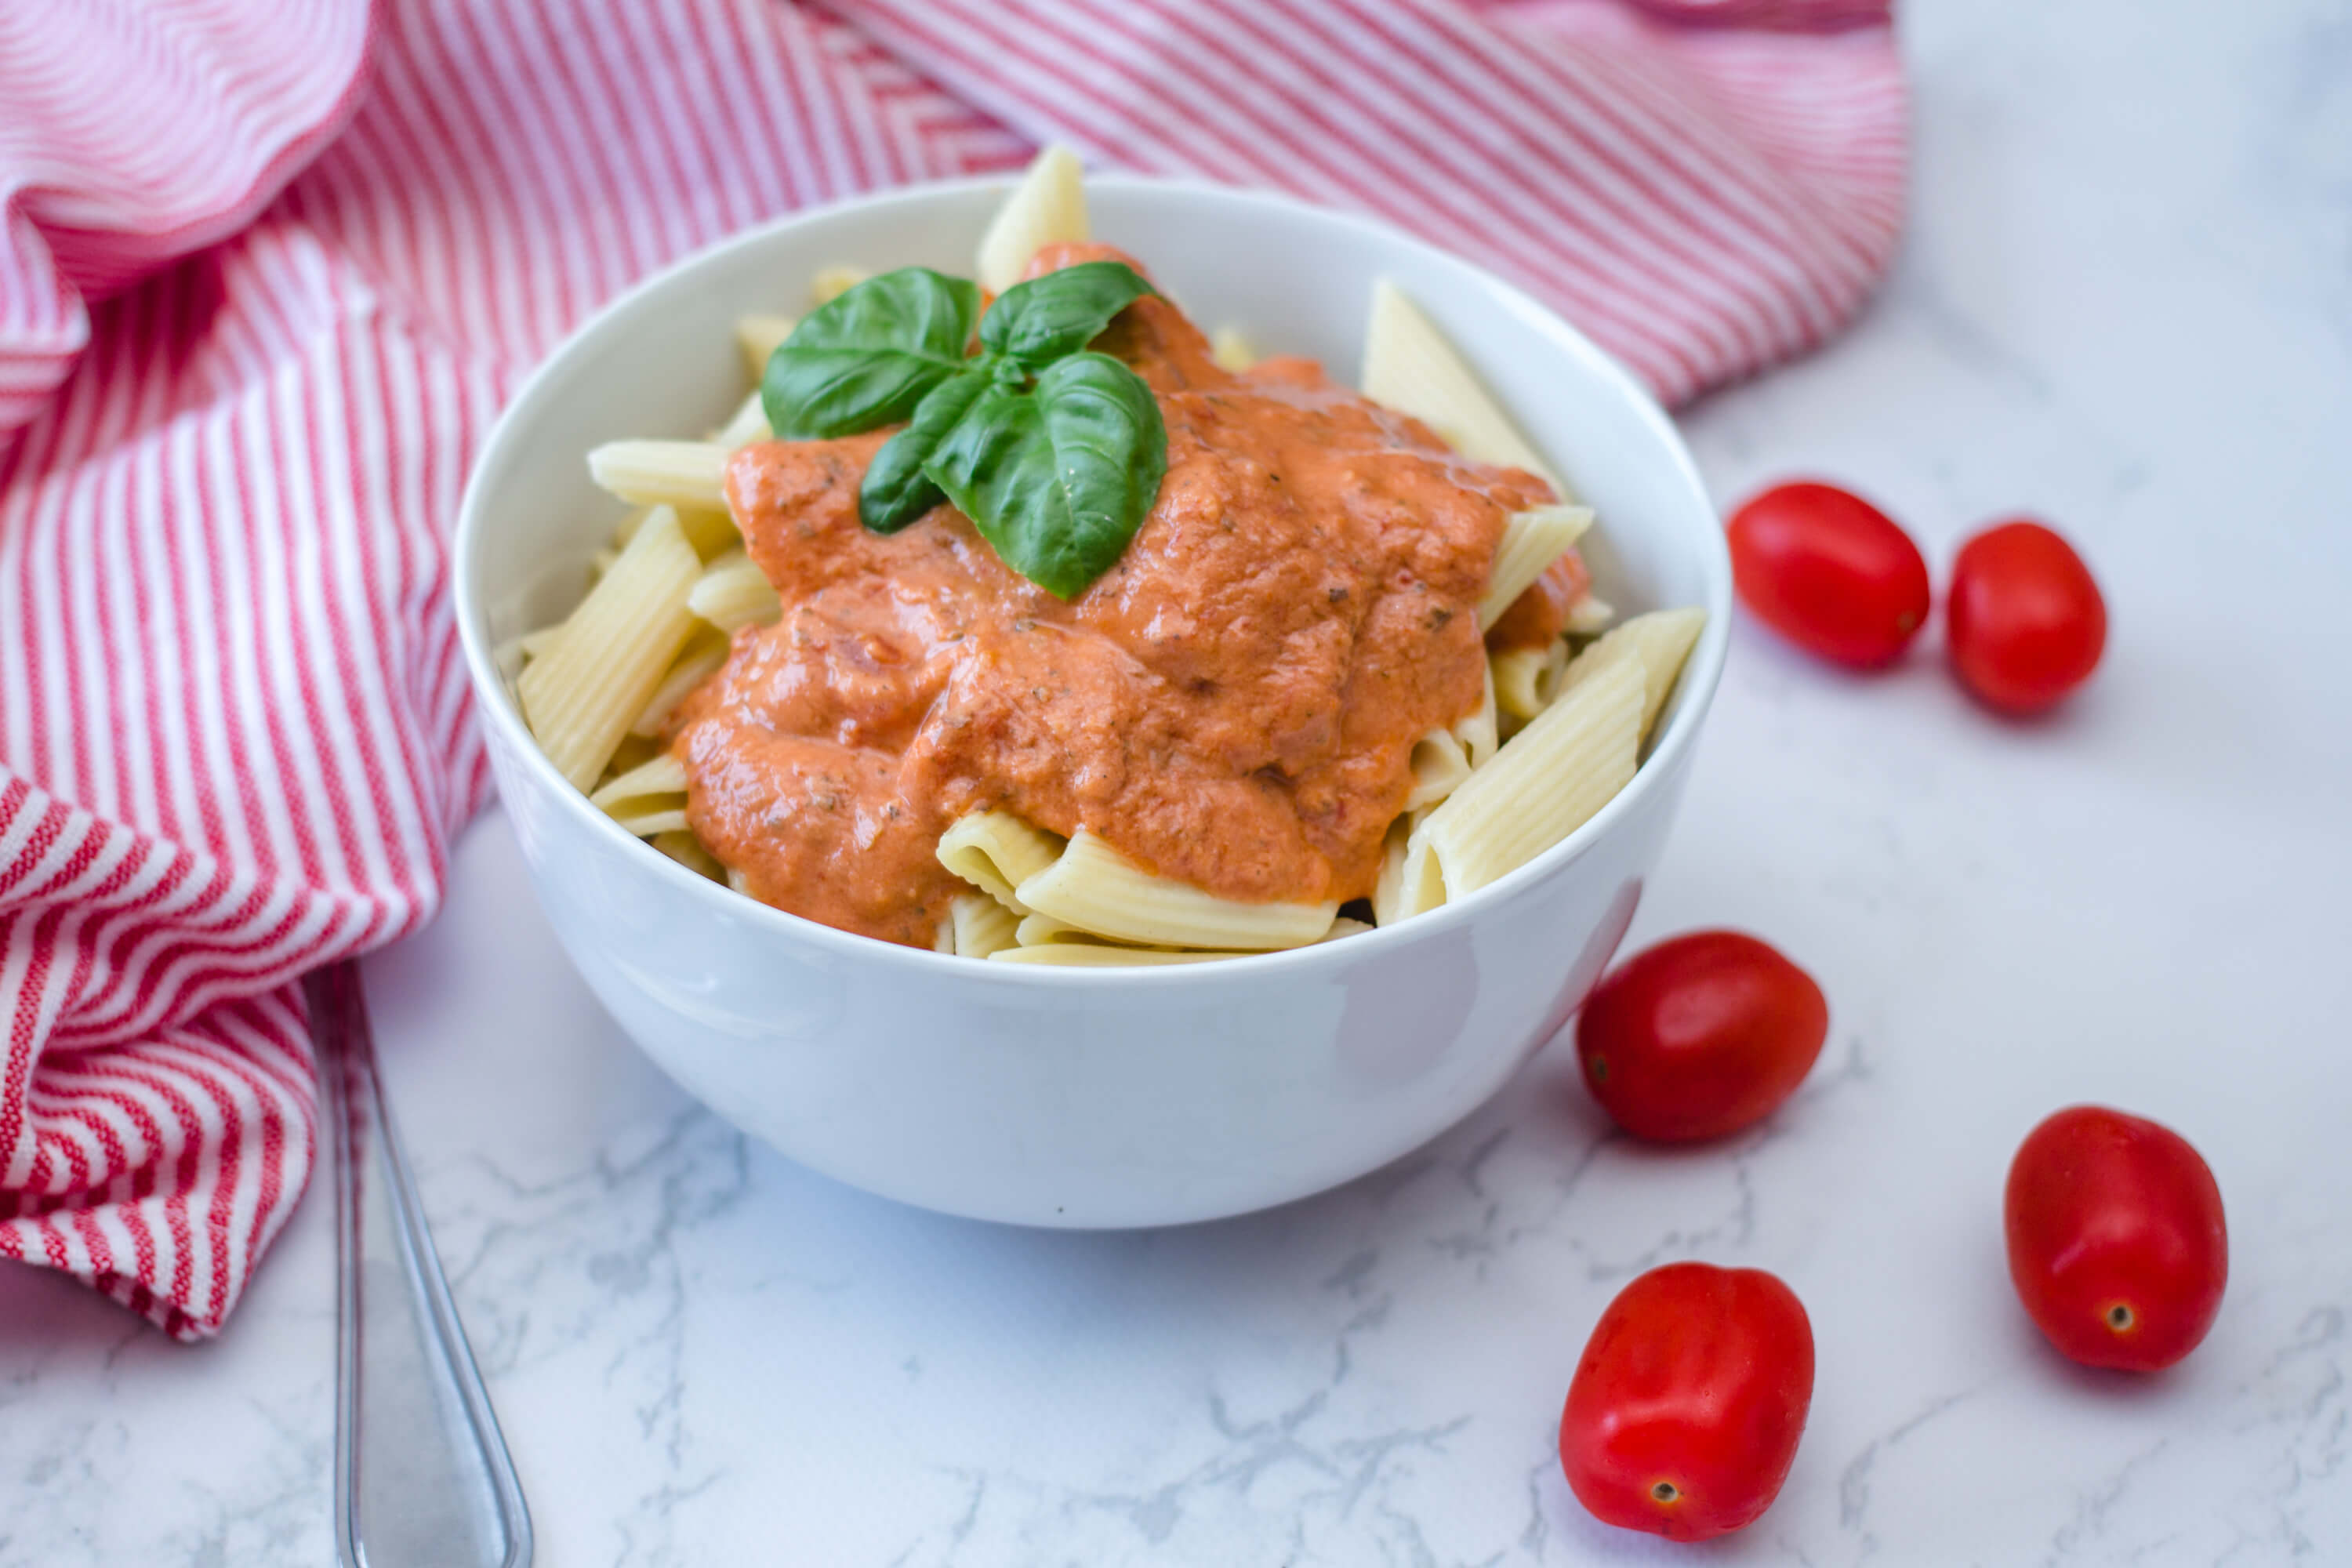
[0,0,1905,1338]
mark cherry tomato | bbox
[2005,1105,2227,1371]
[1560,1261,1815,1541]
[1726,481,1932,668]
[1576,931,1828,1142]
[1947,519,2107,713]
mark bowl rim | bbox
[454,171,1731,989]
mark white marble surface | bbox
[5,1,2351,1562]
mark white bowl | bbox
[455,175,1730,1227]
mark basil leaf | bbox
[926,352,1167,600]
[764,267,981,440]
[978,260,1156,368]
[858,368,992,534]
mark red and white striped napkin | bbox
[0,0,1904,1338]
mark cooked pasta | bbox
[588,440,732,514]
[1559,608,1708,744]
[936,811,1066,915]
[1395,648,1646,915]
[714,389,771,449]
[1492,641,1568,724]
[630,631,729,738]
[991,943,1236,966]
[1011,829,1338,951]
[1361,279,1569,499]
[686,550,782,633]
[975,143,1087,293]
[1481,506,1595,631]
[1210,326,1259,371]
[811,264,869,305]
[513,155,1712,967]
[736,314,795,383]
[517,506,702,791]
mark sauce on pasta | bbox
[676,245,1560,947]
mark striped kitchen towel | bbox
[0,0,1905,1338]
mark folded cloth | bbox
[0,0,1905,1338]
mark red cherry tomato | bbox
[1726,481,1931,668]
[1947,519,2107,713]
[1576,931,1828,1142]
[2005,1105,2227,1371]
[1560,1261,1815,1541]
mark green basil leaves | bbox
[761,262,1167,599]
[762,268,981,440]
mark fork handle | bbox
[307,962,533,1568]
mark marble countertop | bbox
[5,1,2350,1563]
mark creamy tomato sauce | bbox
[674,246,1555,947]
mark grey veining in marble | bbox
[4,0,2350,1562]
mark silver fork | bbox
[306,961,533,1568]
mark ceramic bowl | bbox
[454,174,1730,1226]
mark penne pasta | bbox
[589,440,732,514]
[1397,650,1645,913]
[1322,916,1375,942]
[937,810,1067,914]
[1456,657,1500,768]
[606,805,690,837]
[811,264,869,306]
[517,507,702,791]
[1361,280,1570,498]
[653,829,725,882]
[949,894,1020,960]
[1014,828,1338,951]
[687,550,781,633]
[676,506,742,561]
[1480,506,1595,632]
[736,313,795,383]
[1491,642,1563,724]
[517,624,564,662]
[990,943,1237,967]
[713,389,771,450]
[1558,608,1708,745]
[1372,813,1417,928]
[1404,727,1472,812]
[975,145,1088,293]
[1210,326,1259,371]
[630,630,728,737]
[590,750,688,809]
[1564,593,1616,637]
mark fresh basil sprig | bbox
[761,261,1167,600]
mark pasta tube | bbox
[1210,327,1259,371]
[736,313,795,383]
[713,389,771,450]
[975,145,1087,293]
[1558,608,1708,744]
[1480,506,1594,632]
[1491,641,1567,724]
[653,830,724,881]
[687,551,782,633]
[949,894,1020,960]
[811,264,869,306]
[1456,657,1500,768]
[990,943,1236,967]
[1361,280,1569,497]
[1404,728,1472,812]
[937,811,1067,914]
[630,630,728,737]
[1014,829,1337,951]
[588,441,732,513]
[518,508,702,791]
[1398,649,1645,913]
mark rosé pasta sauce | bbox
[673,247,1561,948]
